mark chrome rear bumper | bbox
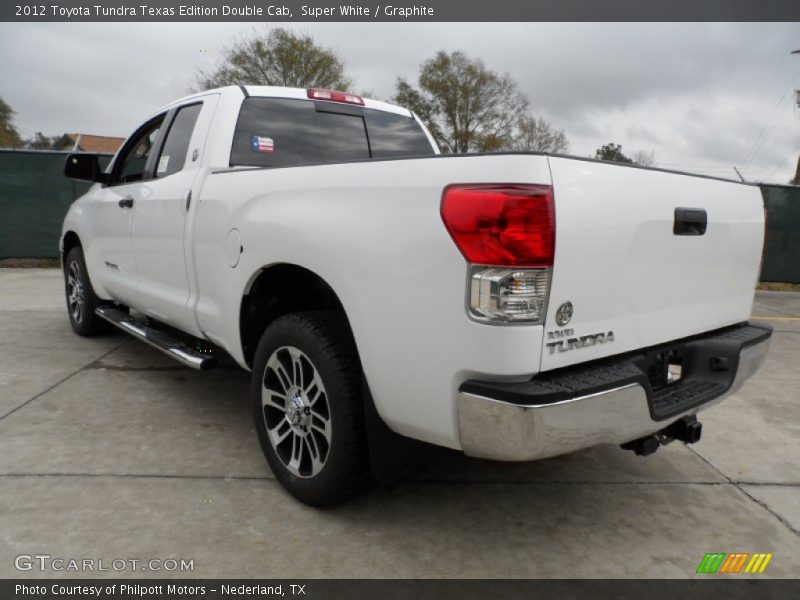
[458,324,770,461]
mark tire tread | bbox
[251,310,371,506]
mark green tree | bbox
[25,132,56,150]
[51,134,75,151]
[196,27,353,91]
[595,143,634,163]
[0,96,23,149]
[509,114,570,154]
[394,50,529,153]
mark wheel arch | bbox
[239,263,358,368]
[61,230,82,270]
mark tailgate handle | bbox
[674,207,707,236]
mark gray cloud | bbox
[0,21,798,182]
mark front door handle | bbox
[118,196,134,209]
[674,207,707,236]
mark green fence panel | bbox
[760,184,800,284]
[0,150,111,258]
[1,151,798,282]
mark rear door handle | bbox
[118,196,134,209]
[674,207,707,236]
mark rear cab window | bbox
[364,109,436,158]
[230,97,434,168]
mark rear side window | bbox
[230,97,434,168]
[156,103,202,178]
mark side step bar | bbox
[95,306,218,371]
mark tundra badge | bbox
[546,329,615,354]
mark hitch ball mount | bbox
[621,416,703,457]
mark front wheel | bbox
[64,246,112,337]
[251,311,371,506]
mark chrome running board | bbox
[95,306,218,371]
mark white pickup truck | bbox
[61,85,771,505]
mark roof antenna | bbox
[732,166,746,182]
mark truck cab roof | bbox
[158,85,413,118]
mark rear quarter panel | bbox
[192,154,551,449]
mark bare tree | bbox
[633,149,656,167]
[196,27,353,91]
[508,114,570,153]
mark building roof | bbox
[64,133,124,154]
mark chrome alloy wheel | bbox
[261,346,332,478]
[67,260,85,324]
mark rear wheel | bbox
[252,311,371,506]
[64,246,112,336]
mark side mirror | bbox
[64,153,107,183]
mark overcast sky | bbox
[0,22,798,182]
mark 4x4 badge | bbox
[556,301,573,326]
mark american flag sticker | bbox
[251,135,275,154]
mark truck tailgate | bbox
[542,156,764,372]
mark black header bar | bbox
[3,0,800,22]
[3,579,800,600]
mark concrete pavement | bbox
[1,269,798,578]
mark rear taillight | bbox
[440,184,555,267]
[469,267,550,323]
[441,184,555,324]
[307,88,364,105]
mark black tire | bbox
[251,311,371,506]
[64,246,112,337]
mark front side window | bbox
[156,103,203,178]
[112,118,163,185]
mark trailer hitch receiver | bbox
[621,416,703,456]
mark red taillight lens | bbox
[307,87,365,105]
[440,184,555,267]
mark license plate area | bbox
[667,362,683,383]
[642,346,686,391]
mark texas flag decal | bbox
[251,135,275,154]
